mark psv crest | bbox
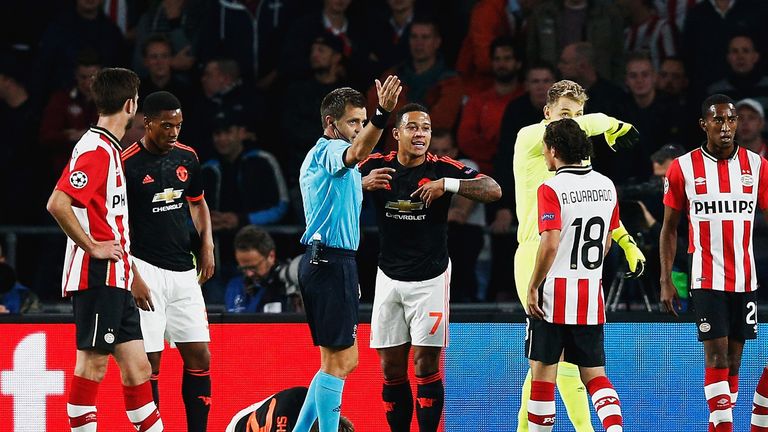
[176,165,188,182]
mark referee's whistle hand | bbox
[89,240,123,262]
[362,168,395,191]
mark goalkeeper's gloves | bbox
[604,121,639,151]
[613,225,645,278]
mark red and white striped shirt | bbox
[664,145,768,292]
[537,166,620,325]
[654,0,703,31]
[624,15,678,69]
[55,126,133,296]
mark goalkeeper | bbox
[513,80,644,432]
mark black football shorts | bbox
[526,317,606,367]
[691,289,758,342]
[72,286,143,353]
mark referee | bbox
[293,76,401,432]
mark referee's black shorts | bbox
[298,247,359,348]
[72,286,143,353]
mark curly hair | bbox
[544,118,593,164]
[546,79,588,107]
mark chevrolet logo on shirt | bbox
[385,200,424,213]
[152,188,183,203]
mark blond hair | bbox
[546,80,588,107]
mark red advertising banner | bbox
[0,323,424,431]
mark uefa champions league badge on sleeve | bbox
[70,171,88,189]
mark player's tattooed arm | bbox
[456,176,502,203]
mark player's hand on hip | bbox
[362,168,395,191]
[198,244,215,284]
[527,286,545,320]
[411,179,446,208]
[375,75,402,112]
[660,279,681,317]
[132,277,155,312]
[89,240,123,262]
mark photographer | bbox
[224,225,302,313]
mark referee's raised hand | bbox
[375,75,402,112]
[89,240,123,262]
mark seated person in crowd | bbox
[138,33,192,108]
[226,386,354,432]
[0,244,39,314]
[707,33,768,112]
[736,98,767,157]
[225,226,302,314]
[368,19,463,151]
[40,50,100,176]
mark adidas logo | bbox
[142,175,155,184]
[333,405,341,413]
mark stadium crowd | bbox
[2,0,768,309]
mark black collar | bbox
[556,165,592,175]
[89,126,123,153]
[700,143,738,162]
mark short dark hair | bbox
[142,33,173,57]
[411,19,441,37]
[394,102,429,128]
[701,94,735,118]
[489,36,518,60]
[320,87,366,128]
[525,61,558,80]
[626,50,653,67]
[234,225,275,256]
[143,91,181,118]
[544,118,593,164]
[92,68,140,115]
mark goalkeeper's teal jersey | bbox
[512,113,618,243]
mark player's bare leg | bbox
[528,361,559,431]
[579,367,623,432]
[379,343,413,432]
[704,337,734,432]
[177,342,212,432]
[113,340,163,431]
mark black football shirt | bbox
[231,387,307,431]
[122,140,203,271]
[359,152,481,281]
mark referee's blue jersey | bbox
[299,136,362,250]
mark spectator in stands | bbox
[682,0,767,94]
[367,0,416,77]
[735,98,767,157]
[138,34,192,108]
[620,0,678,69]
[368,19,463,151]
[36,0,126,96]
[101,0,147,41]
[225,226,302,314]
[619,51,683,183]
[458,36,524,176]
[198,0,301,87]
[0,244,40,314]
[430,130,485,302]
[527,0,625,83]
[707,34,768,113]
[653,0,703,31]
[456,0,524,95]
[40,50,100,180]
[0,57,42,224]
[184,58,264,160]
[279,0,372,89]
[203,109,289,233]
[489,62,557,301]
[132,0,207,77]
[657,56,689,100]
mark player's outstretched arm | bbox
[659,205,682,316]
[410,175,501,208]
[612,222,646,278]
[527,229,560,320]
[343,75,402,167]
[573,114,639,151]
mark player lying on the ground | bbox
[526,118,623,432]
[226,387,354,432]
